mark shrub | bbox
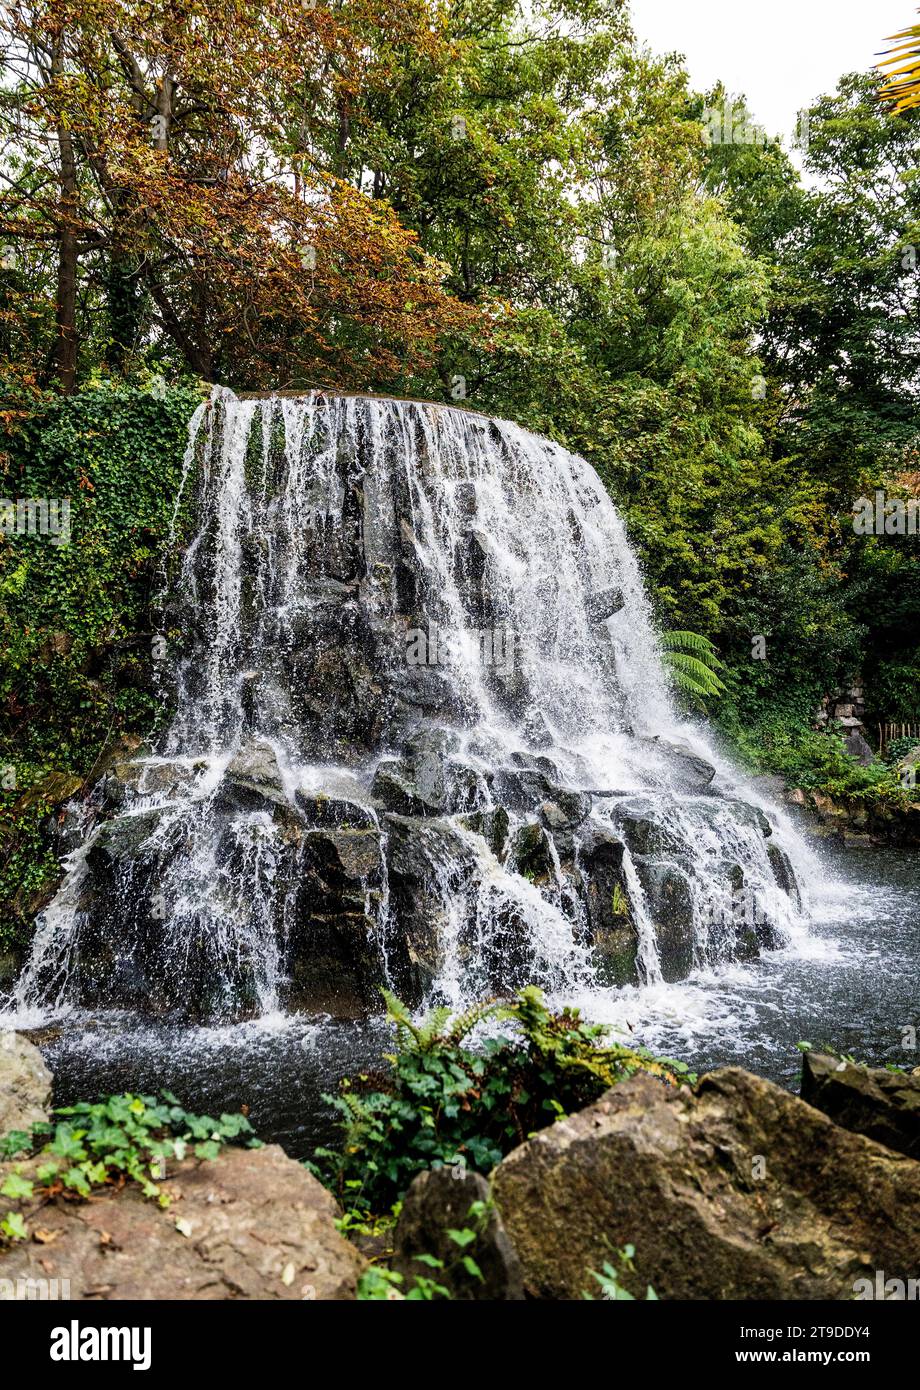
[309,986,692,1216]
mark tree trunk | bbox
[51,32,78,393]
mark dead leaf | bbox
[32,1228,62,1245]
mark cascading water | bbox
[5,389,816,1026]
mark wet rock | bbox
[0,1144,364,1300]
[392,1167,524,1301]
[102,759,202,811]
[585,586,625,624]
[372,759,443,816]
[287,828,386,1016]
[224,741,288,808]
[633,858,695,980]
[491,1068,920,1300]
[636,737,716,792]
[801,1052,920,1161]
[577,826,638,986]
[614,799,683,859]
[0,1032,52,1135]
[294,791,377,830]
[382,815,478,1003]
[708,798,772,839]
[372,728,482,817]
[489,766,589,827]
[509,822,555,885]
[767,842,801,909]
[458,806,510,859]
[89,806,171,865]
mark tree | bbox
[0,0,477,391]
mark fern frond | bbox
[415,1006,452,1049]
[445,998,504,1046]
[659,630,723,665]
[381,988,422,1047]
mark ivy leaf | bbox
[0,1172,34,1201]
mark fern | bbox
[445,998,507,1046]
[659,629,725,707]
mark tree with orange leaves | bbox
[0,0,477,392]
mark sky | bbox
[630,0,914,144]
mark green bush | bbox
[309,986,692,1217]
[882,735,920,767]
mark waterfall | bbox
[4,389,815,1025]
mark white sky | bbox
[630,0,914,142]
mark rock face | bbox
[0,1144,364,1300]
[490,1068,920,1300]
[788,785,920,848]
[392,1166,524,1300]
[11,392,804,1023]
[0,1031,52,1135]
[801,1052,920,1161]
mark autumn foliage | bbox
[0,0,478,390]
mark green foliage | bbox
[585,1245,658,1301]
[659,630,726,708]
[882,736,920,767]
[721,705,908,808]
[0,1091,258,1244]
[0,380,203,951]
[309,986,693,1216]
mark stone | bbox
[844,731,875,767]
[392,1167,524,1300]
[490,1067,920,1300]
[632,858,695,980]
[636,737,716,792]
[585,586,625,624]
[801,1052,920,1161]
[0,1144,364,1300]
[510,821,555,884]
[767,842,801,909]
[223,740,288,807]
[614,798,684,858]
[896,744,920,776]
[576,826,638,986]
[381,815,479,1002]
[286,827,386,1015]
[0,1032,52,1136]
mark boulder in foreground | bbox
[0,1031,52,1136]
[0,1144,364,1300]
[491,1068,920,1300]
[392,1166,524,1300]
